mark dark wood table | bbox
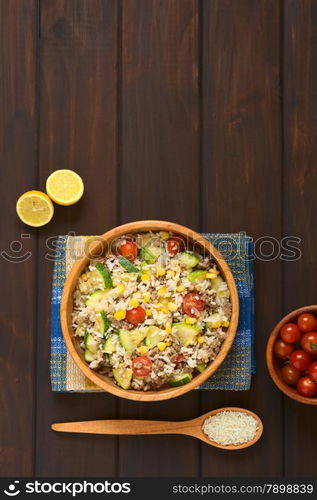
[1,0,316,478]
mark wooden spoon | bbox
[52,407,263,450]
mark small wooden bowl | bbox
[61,220,239,401]
[266,305,317,405]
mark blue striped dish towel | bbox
[51,233,255,392]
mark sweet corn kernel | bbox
[165,341,172,346]
[176,285,185,293]
[145,309,152,316]
[197,336,205,344]
[139,345,149,355]
[167,302,178,312]
[165,322,172,333]
[143,292,151,303]
[159,231,170,240]
[206,269,219,279]
[213,321,222,328]
[141,273,149,283]
[114,310,126,320]
[129,298,139,308]
[81,273,87,281]
[158,287,167,296]
[157,342,167,351]
[185,317,197,325]
[159,307,169,314]
[222,320,230,328]
[166,269,175,277]
[115,284,125,294]
[156,266,166,277]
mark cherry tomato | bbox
[297,313,317,333]
[280,323,301,343]
[297,376,317,397]
[175,353,184,363]
[119,241,138,262]
[132,356,152,378]
[182,292,205,317]
[300,332,317,357]
[290,350,311,371]
[309,361,317,382]
[274,339,294,360]
[166,235,185,255]
[126,306,146,325]
[281,364,301,385]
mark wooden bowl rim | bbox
[266,305,317,406]
[60,220,239,401]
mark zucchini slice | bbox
[187,270,207,282]
[179,252,201,269]
[86,290,109,312]
[172,322,201,346]
[113,367,133,390]
[95,262,113,288]
[145,326,168,348]
[94,310,110,336]
[119,328,147,353]
[103,334,118,354]
[169,373,192,387]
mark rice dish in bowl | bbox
[72,230,233,392]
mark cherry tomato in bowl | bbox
[300,332,317,357]
[281,364,301,385]
[267,306,317,404]
[182,292,205,317]
[119,240,138,262]
[132,356,152,378]
[166,235,186,255]
[126,306,146,325]
[309,361,317,382]
[297,376,317,397]
[297,313,317,333]
[280,323,301,343]
[274,339,293,360]
[290,350,311,371]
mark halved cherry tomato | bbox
[182,292,205,317]
[281,364,301,385]
[290,350,311,371]
[126,306,146,325]
[309,361,317,382]
[119,241,138,262]
[297,313,317,333]
[301,332,317,357]
[297,376,317,397]
[132,356,152,378]
[175,353,184,364]
[280,323,301,344]
[166,235,185,255]
[274,339,294,360]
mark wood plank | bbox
[283,0,317,477]
[119,0,201,476]
[0,0,37,476]
[36,0,118,476]
[201,0,283,476]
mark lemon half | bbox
[46,169,84,206]
[16,191,54,227]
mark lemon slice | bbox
[46,169,84,206]
[16,191,54,227]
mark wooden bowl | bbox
[61,220,239,401]
[266,305,317,405]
